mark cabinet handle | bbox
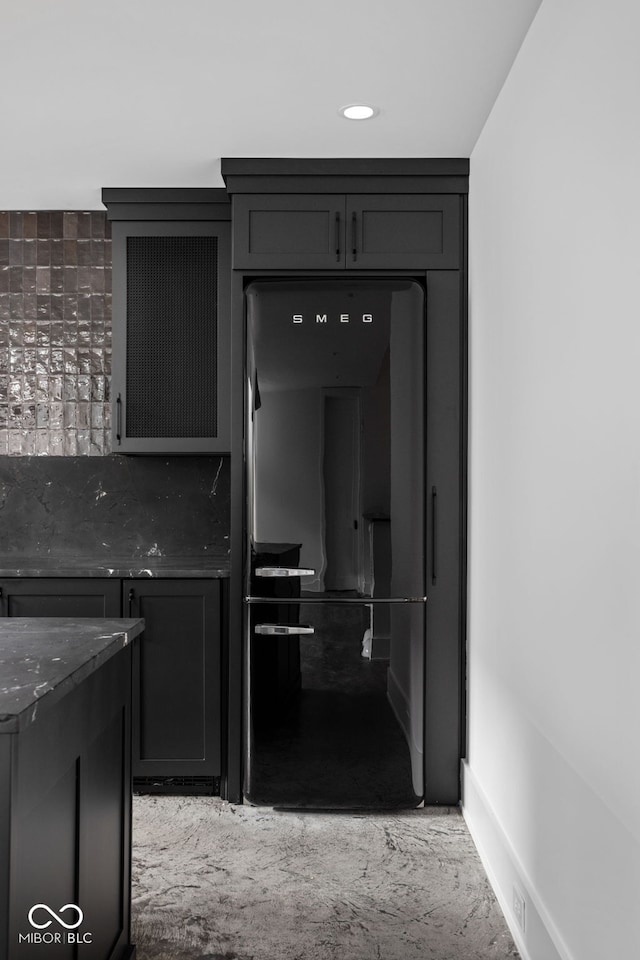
[351,211,357,262]
[116,394,122,445]
[255,624,315,636]
[335,212,341,261]
[255,566,315,578]
[431,486,438,585]
[128,588,134,615]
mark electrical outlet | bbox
[512,886,526,933]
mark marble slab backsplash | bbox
[0,455,230,561]
[0,210,112,456]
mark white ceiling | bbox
[1,0,543,209]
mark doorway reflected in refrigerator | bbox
[245,279,426,809]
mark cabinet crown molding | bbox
[102,187,231,221]
[221,158,469,196]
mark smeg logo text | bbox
[292,313,373,324]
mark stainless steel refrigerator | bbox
[245,278,426,809]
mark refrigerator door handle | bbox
[255,567,315,578]
[255,624,315,636]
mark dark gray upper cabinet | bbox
[222,159,469,273]
[346,194,460,269]
[103,189,231,454]
[231,193,460,270]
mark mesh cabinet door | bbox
[112,220,230,453]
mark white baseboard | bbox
[461,761,573,960]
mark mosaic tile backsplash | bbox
[0,210,112,456]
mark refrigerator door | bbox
[245,279,426,602]
[245,278,427,808]
[246,601,424,809]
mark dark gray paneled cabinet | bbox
[103,189,231,454]
[231,193,460,270]
[0,577,222,782]
[125,579,221,778]
[1,635,134,960]
[0,578,121,617]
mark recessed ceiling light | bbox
[339,103,379,121]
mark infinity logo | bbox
[28,904,84,930]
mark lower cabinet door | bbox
[125,578,221,779]
[0,578,122,617]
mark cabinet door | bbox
[0,578,121,617]
[232,194,346,269]
[232,193,462,271]
[125,579,221,778]
[347,194,461,269]
[111,220,231,454]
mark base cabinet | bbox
[1,640,134,960]
[0,579,121,617]
[125,579,221,780]
[0,577,223,789]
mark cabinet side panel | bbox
[78,709,127,958]
[11,763,77,959]
[425,269,463,803]
[0,738,12,960]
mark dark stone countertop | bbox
[0,556,230,578]
[0,618,144,734]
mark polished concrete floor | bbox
[132,796,520,960]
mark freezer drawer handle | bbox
[255,567,315,578]
[255,624,315,636]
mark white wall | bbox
[465,1,640,958]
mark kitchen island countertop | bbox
[0,617,144,734]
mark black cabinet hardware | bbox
[351,211,357,261]
[335,212,341,261]
[431,486,438,585]
[116,393,122,444]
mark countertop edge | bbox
[0,618,144,735]
[0,564,230,579]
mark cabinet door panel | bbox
[348,194,461,269]
[126,579,221,777]
[233,194,346,268]
[0,578,121,617]
[111,220,231,454]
